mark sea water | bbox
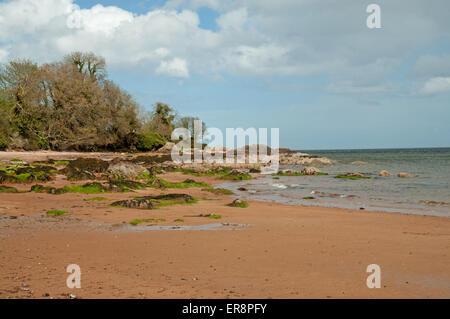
[219,148,450,217]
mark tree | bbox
[0,59,47,149]
[176,116,206,143]
[64,51,107,82]
[102,80,140,150]
[142,102,176,140]
[0,52,192,152]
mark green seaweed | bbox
[63,183,107,194]
[129,218,166,226]
[0,185,19,193]
[202,187,233,195]
[227,200,249,208]
[46,210,68,216]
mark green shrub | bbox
[0,134,7,150]
[136,132,165,151]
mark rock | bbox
[379,170,393,177]
[60,166,96,181]
[111,198,154,209]
[279,152,332,166]
[60,158,108,181]
[228,199,244,207]
[107,161,147,179]
[146,193,194,202]
[67,158,109,173]
[157,142,176,153]
[345,172,366,177]
[131,154,173,165]
[147,178,165,188]
[112,193,195,209]
[335,172,369,179]
[301,167,321,175]
[228,169,247,175]
[397,172,413,178]
[277,147,295,154]
[351,161,368,165]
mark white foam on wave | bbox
[272,183,287,189]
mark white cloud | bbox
[0,0,449,86]
[69,4,134,35]
[419,77,450,95]
[217,8,247,31]
[165,0,221,10]
[156,58,189,78]
[412,54,450,78]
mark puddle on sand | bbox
[124,223,250,231]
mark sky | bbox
[0,0,449,150]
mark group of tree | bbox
[0,52,203,152]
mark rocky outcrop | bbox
[279,169,299,175]
[157,142,176,153]
[335,172,370,179]
[107,161,147,179]
[60,158,109,180]
[111,194,194,209]
[379,170,393,177]
[301,167,321,175]
[397,172,413,178]
[227,199,249,208]
[111,198,154,209]
[351,161,368,165]
[279,152,332,166]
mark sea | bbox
[219,148,450,217]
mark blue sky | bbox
[0,0,449,149]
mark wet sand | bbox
[0,154,449,299]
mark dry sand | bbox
[0,153,449,299]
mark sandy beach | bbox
[0,152,449,299]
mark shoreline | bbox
[0,152,449,298]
